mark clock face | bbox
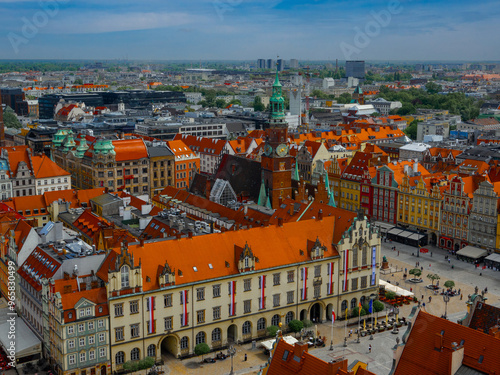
[264,144,273,156]
[276,143,288,157]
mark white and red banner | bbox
[327,262,334,294]
[229,281,236,316]
[332,309,336,323]
[148,296,155,333]
[343,250,349,292]
[259,275,266,309]
[301,267,308,300]
[181,290,188,326]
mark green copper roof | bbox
[292,160,300,181]
[354,85,363,94]
[269,65,285,120]
[258,179,267,206]
[265,195,272,209]
[328,192,336,208]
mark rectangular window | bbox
[115,327,124,341]
[244,300,251,314]
[164,294,172,307]
[130,300,139,314]
[287,271,294,283]
[114,304,123,317]
[314,265,321,277]
[68,340,75,349]
[89,350,95,361]
[273,273,280,286]
[361,276,367,288]
[244,279,251,291]
[197,310,205,324]
[80,352,86,363]
[273,294,280,307]
[78,324,84,333]
[130,324,140,338]
[88,335,94,345]
[69,354,76,365]
[287,291,294,304]
[352,278,358,290]
[196,288,205,301]
[99,348,106,358]
[88,321,94,330]
[68,325,74,334]
[98,319,104,328]
[164,316,173,330]
[99,333,105,342]
[314,285,321,298]
[213,284,221,298]
[213,306,221,320]
[180,291,188,304]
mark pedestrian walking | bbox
[244,353,247,361]
[429,296,432,303]
[458,288,461,294]
[460,294,463,300]
[410,287,413,292]
[368,344,372,353]
[421,295,424,300]
[485,287,488,293]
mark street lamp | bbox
[227,345,236,375]
[443,294,450,320]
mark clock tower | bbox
[261,65,292,209]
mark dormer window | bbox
[244,256,249,268]
[121,265,130,288]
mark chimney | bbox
[278,217,283,227]
[293,342,308,358]
[434,332,444,352]
[175,233,182,240]
[413,161,418,174]
[188,231,193,239]
[289,203,294,216]
[278,197,283,207]
[318,209,323,220]
[139,238,144,247]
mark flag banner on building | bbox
[259,275,266,309]
[369,299,373,314]
[327,262,334,294]
[148,296,155,333]
[229,281,236,316]
[358,302,362,316]
[181,290,188,326]
[332,309,336,323]
[343,250,349,292]
[301,267,308,300]
[371,246,377,286]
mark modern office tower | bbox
[345,60,365,79]
[277,59,285,72]
[266,59,274,69]
[257,59,266,69]
[289,59,299,69]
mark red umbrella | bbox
[419,248,429,253]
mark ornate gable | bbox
[159,260,175,287]
[237,242,256,272]
[309,237,326,260]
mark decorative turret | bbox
[269,64,286,125]
[62,132,76,152]
[52,129,69,148]
[74,134,89,158]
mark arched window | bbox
[196,331,206,345]
[121,265,129,288]
[350,298,357,310]
[147,344,155,357]
[271,314,280,326]
[285,311,294,325]
[341,300,348,313]
[242,321,251,335]
[131,347,140,361]
[116,351,125,364]
[180,336,189,350]
[362,246,368,266]
[257,318,266,331]
[352,247,358,267]
[212,328,221,342]
[244,256,249,268]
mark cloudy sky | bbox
[0,0,498,61]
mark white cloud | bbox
[46,11,204,34]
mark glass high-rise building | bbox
[345,60,365,79]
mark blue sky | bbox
[0,0,498,61]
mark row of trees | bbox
[364,71,413,84]
[380,84,481,121]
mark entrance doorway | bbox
[227,324,238,344]
[310,302,322,323]
[161,335,178,359]
[100,365,106,375]
[326,304,333,321]
[300,309,307,321]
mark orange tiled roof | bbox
[173,134,226,155]
[31,154,70,178]
[18,247,61,292]
[394,310,500,374]
[43,188,106,208]
[113,138,148,162]
[98,216,341,291]
[166,140,196,158]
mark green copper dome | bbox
[269,66,285,120]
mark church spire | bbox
[269,62,285,121]
[292,158,300,181]
[258,178,267,207]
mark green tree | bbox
[444,280,455,289]
[74,78,83,85]
[138,357,155,370]
[385,291,396,300]
[404,120,419,140]
[397,102,416,116]
[228,99,242,106]
[266,325,279,337]
[3,107,22,129]
[337,92,352,104]
[373,300,385,312]
[409,268,422,278]
[427,273,440,286]
[288,320,304,337]
[215,98,227,108]
[194,343,210,361]
[253,96,266,112]
[425,82,442,94]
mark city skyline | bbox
[0,0,498,61]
